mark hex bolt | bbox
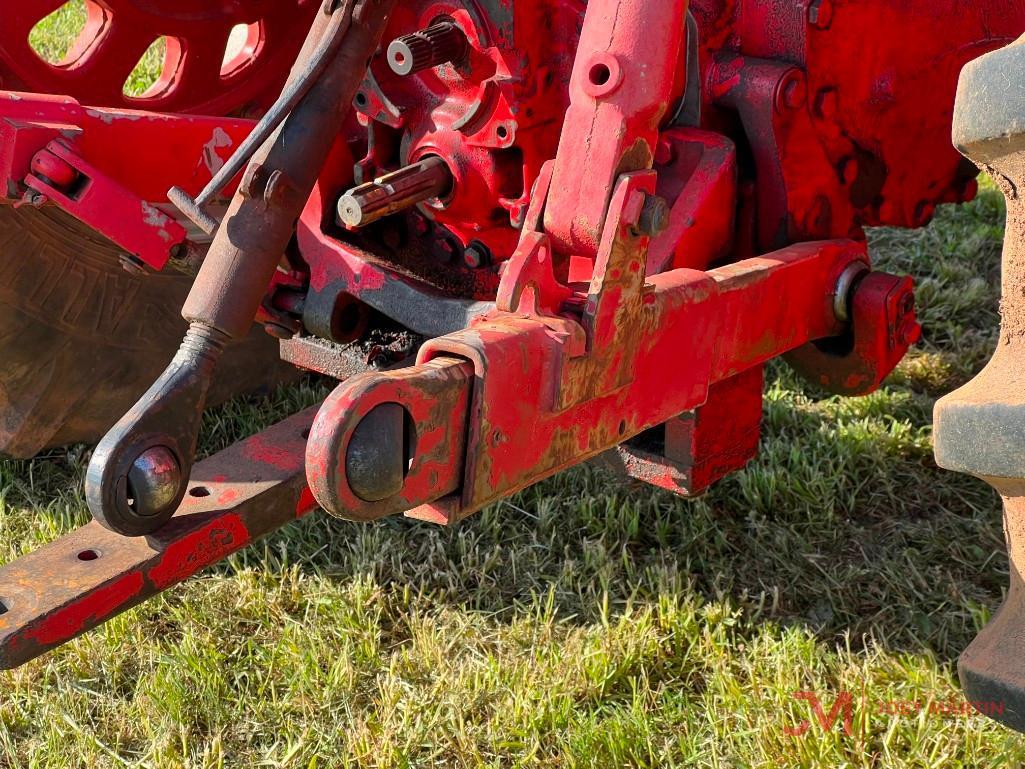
[387,20,469,77]
[463,241,492,269]
[808,0,833,29]
[636,195,671,238]
[337,156,454,229]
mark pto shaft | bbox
[387,20,468,76]
[337,156,453,228]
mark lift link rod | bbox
[85,0,399,538]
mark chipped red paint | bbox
[307,358,474,521]
[0,93,256,268]
[310,171,911,524]
[600,367,765,497]
[0,409,317,669]
[243,434,307,473]
[21,572,145,649]
[148,515,250,590]
[545,0,687,257]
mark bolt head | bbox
[637,195,671,238]
[808,0,833,29]
[464,241,491,269]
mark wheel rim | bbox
[0,0,319,115]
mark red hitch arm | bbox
[0,408,317,669]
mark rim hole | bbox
[354,91,369,108]
[190,486,211,498]
[497,125,509,140]
[28,0,87,65]
[123,37,167,98]
[222,22,261,77]
[589,62,612,87]
[77,549,100,562]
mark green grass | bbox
[28,0,165,97]
[5,11,1024,768]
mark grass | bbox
[4,9,1024,768]
[29,0,167,98]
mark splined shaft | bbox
[387,21,469,76]
[337,156,453,228]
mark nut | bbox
[636,195,670,238]
[808,0,833,29]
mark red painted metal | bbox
[600,366,765,498]
[0,0,1019,671]
[544,0,688,258]
[0,0,320,115]
[308,170,911,524]
[350,0,584,262]
[692,0,1022,247]
[787,271,922,396]
[0,93,255,268]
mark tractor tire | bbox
[0,204,293,459]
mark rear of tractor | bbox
[1,0,1024,733]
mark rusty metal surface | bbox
[0,205,293,459]
[308,357,474,522]
[0,407,318,670]
[0,0,1019,676]
[182,0,399,339]
[544,0,688,258]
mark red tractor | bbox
[1,0,1024,732]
